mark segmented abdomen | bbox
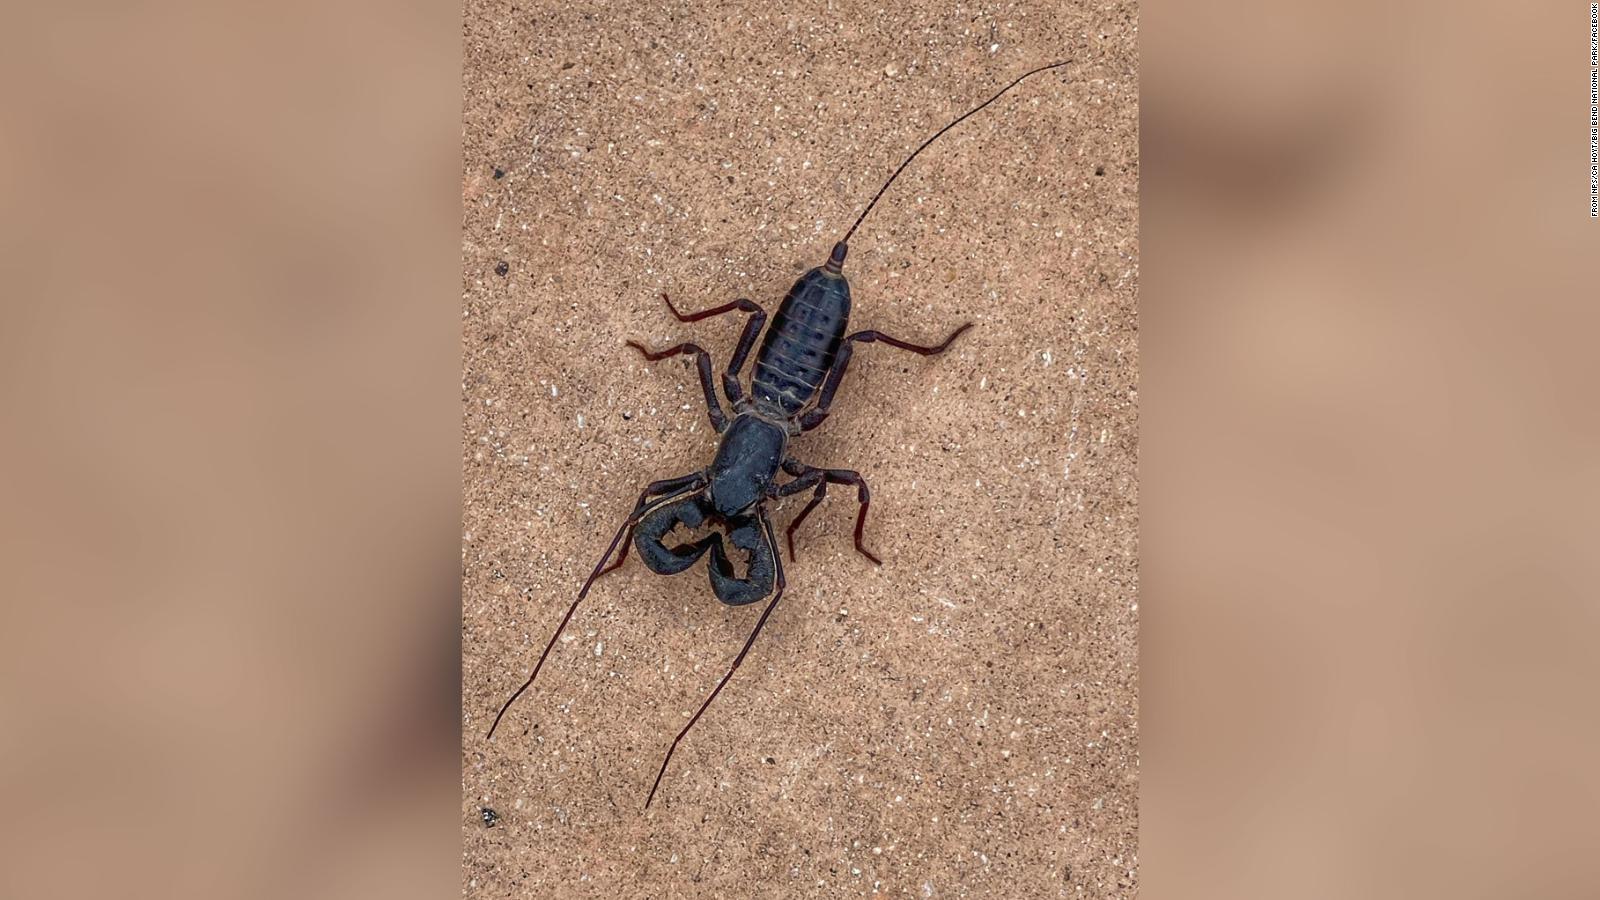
[752,267,852,417]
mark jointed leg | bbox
[776,461,881,565]
[797,322,973,432]
[785,487,830,562]
[487,472,706,740]
[659,294,766,405]
[645,507,786,809]
[848,322,973,356]
[774,467,824,562]
[625,340,727,431]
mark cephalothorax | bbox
[488,61,1070,808]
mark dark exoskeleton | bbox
[487,61,1071,809]
[622,241,971,609]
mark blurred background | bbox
[0,2,461,898]
[1143,0,1600,896]
[2,0,1598,897]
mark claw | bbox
[634,496,717,575]
[708,514,775,606]
[633,495,777,606]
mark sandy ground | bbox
[461,2,1137,896]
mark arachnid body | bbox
[489,61,1070,808]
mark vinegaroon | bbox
[488,61,1069,808]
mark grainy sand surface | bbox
[461,2,1137,896]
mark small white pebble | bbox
[594,641,604,657]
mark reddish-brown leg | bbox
[798,322,973,432]
[625,340,727,431]
[658,294,767,404]
[775,462,881,565]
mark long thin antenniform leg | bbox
[797,322,973,432]
[659,293,766,404]
[645,508,786,809]
[487,472,707,740]
[775,461,881,564]
[625,340,728,431]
